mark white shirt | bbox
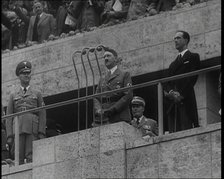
[179,49,188,57]
[21,85,30,92]
[39,13,43,18]
[134,115,144,124]
[109,65,118,75]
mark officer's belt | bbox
[16,107,38,116]
[101,95,123,104]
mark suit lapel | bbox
[181,50,191,63]
[138,116,146,128]
[170,55,182,74]
[18,87,24,96]
[37,13,47,27]
[108,68,120,82]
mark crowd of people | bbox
[2,0,206,51]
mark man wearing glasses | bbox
[6,61,46,164]
[164,30,200,133]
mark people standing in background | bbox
[26,1,56,43]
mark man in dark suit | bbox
[131,96,158,137]
[93,47,133,127]
[6,61,46,164]
[26,2,55,43]
[164,30,200,133]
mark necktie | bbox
[136,118,140,125]
[177,54,182,62]
[24,87,27,94]
[32,14,40,41]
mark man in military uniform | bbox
[93,47,133,127]
[131,96,158,137]
[6,60,46,164]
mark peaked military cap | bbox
[16,61,32,76]
[104,47,118,58]
[132,96,145,106]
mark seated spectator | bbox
[131,96,158,137]
[26,1,56,43]
[127,0,158,21]
[101,0,131,26]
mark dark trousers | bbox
[167,103,192,133]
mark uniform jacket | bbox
[26,12,56,43]
[131,115,158,137]
[6,86,46,138]
[165,50,200,128]
[94,68,133,123]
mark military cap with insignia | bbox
[16,61,32,76]
[131,96,145,106]
[104,47,118,58]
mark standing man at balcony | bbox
[26,1,56,43]
[164,30,200,133]
[6,61,46,165]
[93,47,133,127]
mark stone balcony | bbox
[1,122,221,178]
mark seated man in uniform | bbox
[93,47,133,127]
[131,96,158,137]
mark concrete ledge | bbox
[127,122,221,178]
[2,163,32,176]
[126,122,221,149]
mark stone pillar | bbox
[195,72,221,127]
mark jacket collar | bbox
[38,12,47,26]
[107,67,120,82]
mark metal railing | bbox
[1,55,220,166]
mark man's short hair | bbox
[104,47,118,58]
[177,30,190,44]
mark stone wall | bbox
[2,122,221,178]
[1,0,221,106]
[126,122,221,178]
